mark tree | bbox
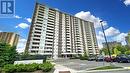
[125,51,130,55]
[113,48,121,55]
[0,43,18,67]
[101,48,113,55]
[115,45,128,54]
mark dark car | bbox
[116,55,130,63]
[96,55,104,61]
[112,56,117,62]
[88,56,96,61]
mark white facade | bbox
[25,3,99,59]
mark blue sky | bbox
[0,0,130,52]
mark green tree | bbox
[113,48,121,55]
[0,43,18,67]
[115,45,128,54]
[125,51,130,55]
[101,48,113,55]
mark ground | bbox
[53,59,130,73]
[87,70,130,73]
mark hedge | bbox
[2,62,54,73]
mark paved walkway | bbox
[53,63,77,73]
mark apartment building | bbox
[25,3,99,59]
[0,32,19,46]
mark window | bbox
[45,44,53,46]
[32,46,39,48]
[36,22,42,24]
[33,38,40,41]
[34,31,41,34]
[35,28,42,31]
[35,25,42,28]
[34,35,40,37]
[32,42,39,45]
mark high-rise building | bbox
[0,32,19,46]
[25,3,99,59]
[125,32,130,47]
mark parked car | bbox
[112,56,117,62]
[104,56,116,62]
[96,55,104,61]
[88,56,96,61]
[116,55,130,63]
[104,57,112,62]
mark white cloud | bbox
[98,31,127,49]
[105,27,120,36]
[15,23,30,29]
[99,27,120,37]
[14,15,22,19]
[124,0,130,6]
[16,38,27,53]
[25,18,32,23]
[97,27,126,48]
[0,30,2,32]
[96,34,104,41]
[75,11,107,28]
[113,33,127,45]
[97,27,120,49]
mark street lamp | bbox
[100,21,112,62]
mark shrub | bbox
[80,56,88,60]
[39,62,54,72]
[2,64,15,73]
[79,54,88,60]
[15,64,25,72]
[2,62,54,73]
[26,63,39,72]
[15,63,39,72]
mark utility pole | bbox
[100,21,112,63]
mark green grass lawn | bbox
[91,66,123,70]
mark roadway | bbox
[54,59,130,73]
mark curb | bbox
[86,68,128,73]
[78,68,130,73]
[77,68,130,73]
[124,67,130,69]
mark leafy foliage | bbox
[2,64,15,73]
[2,62,54,73]
[113,48,121,55]
[125,51,130,55]
[79,52,88,60]
[101,45,130,55]
[39,62,54,72]
[0,43,18,67]
[115,45,128,54]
